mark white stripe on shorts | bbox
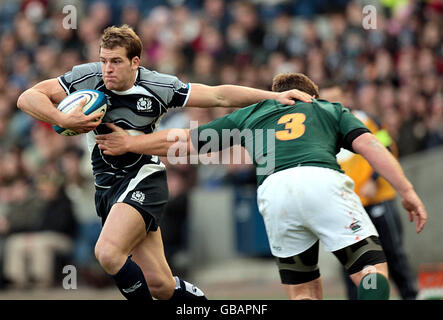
[117,163,166,203]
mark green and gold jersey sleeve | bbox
[333,103,371,151]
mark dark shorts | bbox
[95,167,169,232]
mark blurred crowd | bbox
[0,0,441,289]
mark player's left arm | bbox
[96,124,193,157]
[185,83,312,108]
[360,128,395,197]
[352,132,428,233]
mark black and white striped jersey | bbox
[57,62,190,189]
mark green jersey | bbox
[193,99,369,186]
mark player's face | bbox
[99,46,139,91]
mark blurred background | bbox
[0,0,441,299]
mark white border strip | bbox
[183,83,191,107]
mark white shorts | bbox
[257,166,378,258]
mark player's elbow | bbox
[214,85,233,108]
[204,85,230,108]
[16,90,30,111]
[17,87,39,111]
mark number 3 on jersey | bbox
[275,113,306,141]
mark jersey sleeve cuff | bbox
[182,83,191,107]
[57,76,70,94]
[343,127,371,152]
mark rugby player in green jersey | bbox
[96,73,427,300]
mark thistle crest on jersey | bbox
[137,97,152,112]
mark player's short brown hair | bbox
[100,24,142,60]
[272,73,319,97]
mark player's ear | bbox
[131,56,140,70]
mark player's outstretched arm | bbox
[186,83,313,109]
[17,79,101,133]
[352,132,428,233]
[96,124,192,157]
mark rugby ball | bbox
[52,90,107,136]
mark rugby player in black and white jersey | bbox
[17,25,313,301]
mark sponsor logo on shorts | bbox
[131,191,146,204]
[346,219,362,233]
[122,281,142,293]
[350,221,361,232]
[183,281,204,297]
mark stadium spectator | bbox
[2,164,77,288]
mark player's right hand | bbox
[400,189,428,233]
[276,89,313,105]
[58,98,103,133]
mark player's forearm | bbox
[127,129,191,157]
[188,83,278,109]
[352,133,413,196]
[214,85,278,108]
[17,88,65,126]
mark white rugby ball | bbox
[52,89,107,136]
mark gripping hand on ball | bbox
[58,98,103,133]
